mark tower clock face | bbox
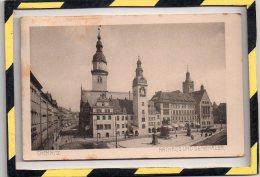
[140,87,146,97]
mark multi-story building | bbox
[79,26,215,139]
[148,101,161,133]
[151,90,198,129]
[30,72,61,150]
[30,72,43,150]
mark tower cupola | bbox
[182,65,194,93]
[133,56,147,87]
[91,26,108,91]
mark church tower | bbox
[132,56,148,135]
[91,26,108,91]
[182,65,194,93]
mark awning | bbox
[179,123,184,127]
[173,123,179,128]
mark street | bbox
[56,125,227,150]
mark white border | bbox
[13,7,250,170]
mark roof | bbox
[189,90,206,104]
[109,99,133,114]
[151,90,195,103]
[93,51,107,64]
[30,71,43,90]
[81,90,133,107]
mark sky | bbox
[30,22,226,112]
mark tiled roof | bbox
[151,90,195,103]
[81,90,133,108]
[189,90,205,104]
[109,99,133,114]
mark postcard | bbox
[21,13,244,160]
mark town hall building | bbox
[79,27,214,139]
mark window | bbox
[96,109,101,113]
[105,109,110,113]
[102,116,106,120]
[142,118,145,122]
[142,110,145,114]
[122,131,125,135]
[97,76,102,83]
[163,109,169,115]
[131,116,134,120]
[108,116,111,120]
[105,124,111,130]
[142,102,145,106]
[122,116,124,121]
[125,116,128,120]
[97,116,100,120]
[102,102,105,106]
[106,133,109,137]
[97,124,103,130]
[116,124,120,128]
[122,124,125,128]
[142,124,146,129]
[117,116,119,121]
[163,103,169,108]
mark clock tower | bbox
[132,56,148,135]
[91,26,108,92]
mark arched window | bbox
[97,76,102,83]
[106,132,109,137]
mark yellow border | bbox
[5,0,258,176]
[18,2,64,9]
[110,0,159,6]
[5,15,13,70]
[42,169,92,177]
[201,0,254,8]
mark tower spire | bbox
[96,25,103,52]
[97,25,101,40]
[187,64,189,72]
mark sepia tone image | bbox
[21,14,244,160]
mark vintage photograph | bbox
[21,14,244,160]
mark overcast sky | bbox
[30,23,225,112]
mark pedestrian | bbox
[176,134,178,138]
[191,135,194,140]
[201,132,203,137]
[205,133,208,137]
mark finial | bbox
[137,55,141,65]
[187,64,189,72]
[97,25,101,40]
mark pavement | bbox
[193,129,227,146]
[107,129,226,148]
[55,124,227,149]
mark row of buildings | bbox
[31,72,78,150]
[78,27,224,139]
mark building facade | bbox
[31,72,62,150]
[79,27,215,139]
